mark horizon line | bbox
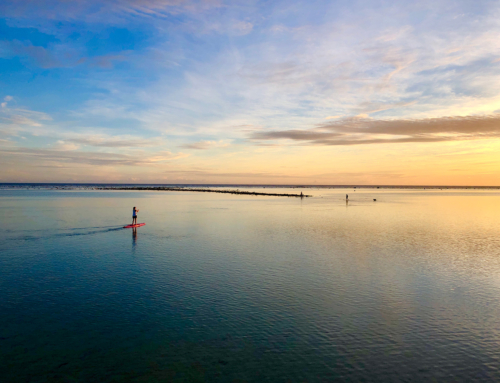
[1,183,500,189]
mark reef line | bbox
[97,186,311,198]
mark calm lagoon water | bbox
[1,187,500,382]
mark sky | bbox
[1,0,500,185]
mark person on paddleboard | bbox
[132,207,139,225]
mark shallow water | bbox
[1,187,500,382]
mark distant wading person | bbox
[132,207,139,225]
[346,194,348,200]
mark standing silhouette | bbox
[132,206,139,225]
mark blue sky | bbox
[1,0,500,184]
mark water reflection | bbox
[2,188,500,381]
[132,227,137,245]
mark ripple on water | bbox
[1,189,500,381]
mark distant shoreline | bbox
[1,183,500,190]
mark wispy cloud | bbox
[250,114,500,146]
[0,40,130,69]
[0,0,224,24]
[0,147,188,166]
[179,140,230,149]
[163,169,297,178]
[159,169,407,184]
[0,104,52,131]
[64,135,163,148]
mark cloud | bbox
[0,40,61,68]
[0,40,130,69]
[181,18,253,36]
[1,96,13,110]
[231,20,253,36]
[53,140,80,151]
[0,0,223,23]
[319,114,500,136]
[0,106,52,131]
[10,108,52,121]
[179,140,230,149]
[163,169,302,178]
[252,130,341,141]
[6,115,43,127]
[148,151,190,162]
[160,169,407,183]
[64,135,163,148]
[353,101,416,116]
[250,114,500,146]
[77,54,128,69]
[0,147,189,166]
[315,171,405,179]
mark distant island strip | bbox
[97,186,312,198]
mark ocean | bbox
[1,185,500,382]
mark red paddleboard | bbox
[123,223,146,229]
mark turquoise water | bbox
[1,188,500,382]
